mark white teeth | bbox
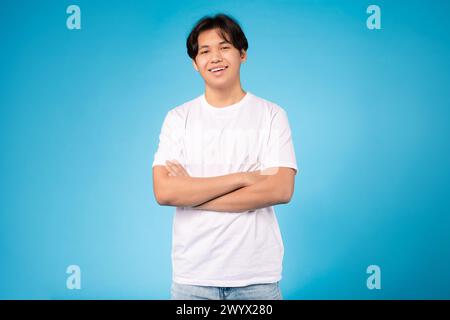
[210,67,226,72]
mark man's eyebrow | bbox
[198,41,231,49]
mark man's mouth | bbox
[208,66,228,73]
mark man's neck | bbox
[204,84,246,108]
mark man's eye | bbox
[200,51,208,54]
[221,47,230,50]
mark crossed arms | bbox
[152,160,296,212]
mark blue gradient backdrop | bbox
[1,0,449,299]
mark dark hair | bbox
[186,13,248,60]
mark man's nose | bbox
[211,49,223,62]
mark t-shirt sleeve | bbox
[152,110,185,167]
[261,108,298,173]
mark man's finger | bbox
[174,163,189,177]
[166,161,178,171]
[166,166,176,176]
[166,160,189,177]
[169,161,183,173]
[165,161,177,176]
[179,166,189,177]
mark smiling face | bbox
[192,28,247,90]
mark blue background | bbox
[1,0,449,299]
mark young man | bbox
[152,14,298,300]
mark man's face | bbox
[192,28,247,89]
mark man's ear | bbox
[192,59,199,71]
[240,50,247,64]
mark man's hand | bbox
[165,160,190,177]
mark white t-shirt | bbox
[152,92,298,287]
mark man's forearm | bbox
[193,175,290,213]
[155,168,247,207]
